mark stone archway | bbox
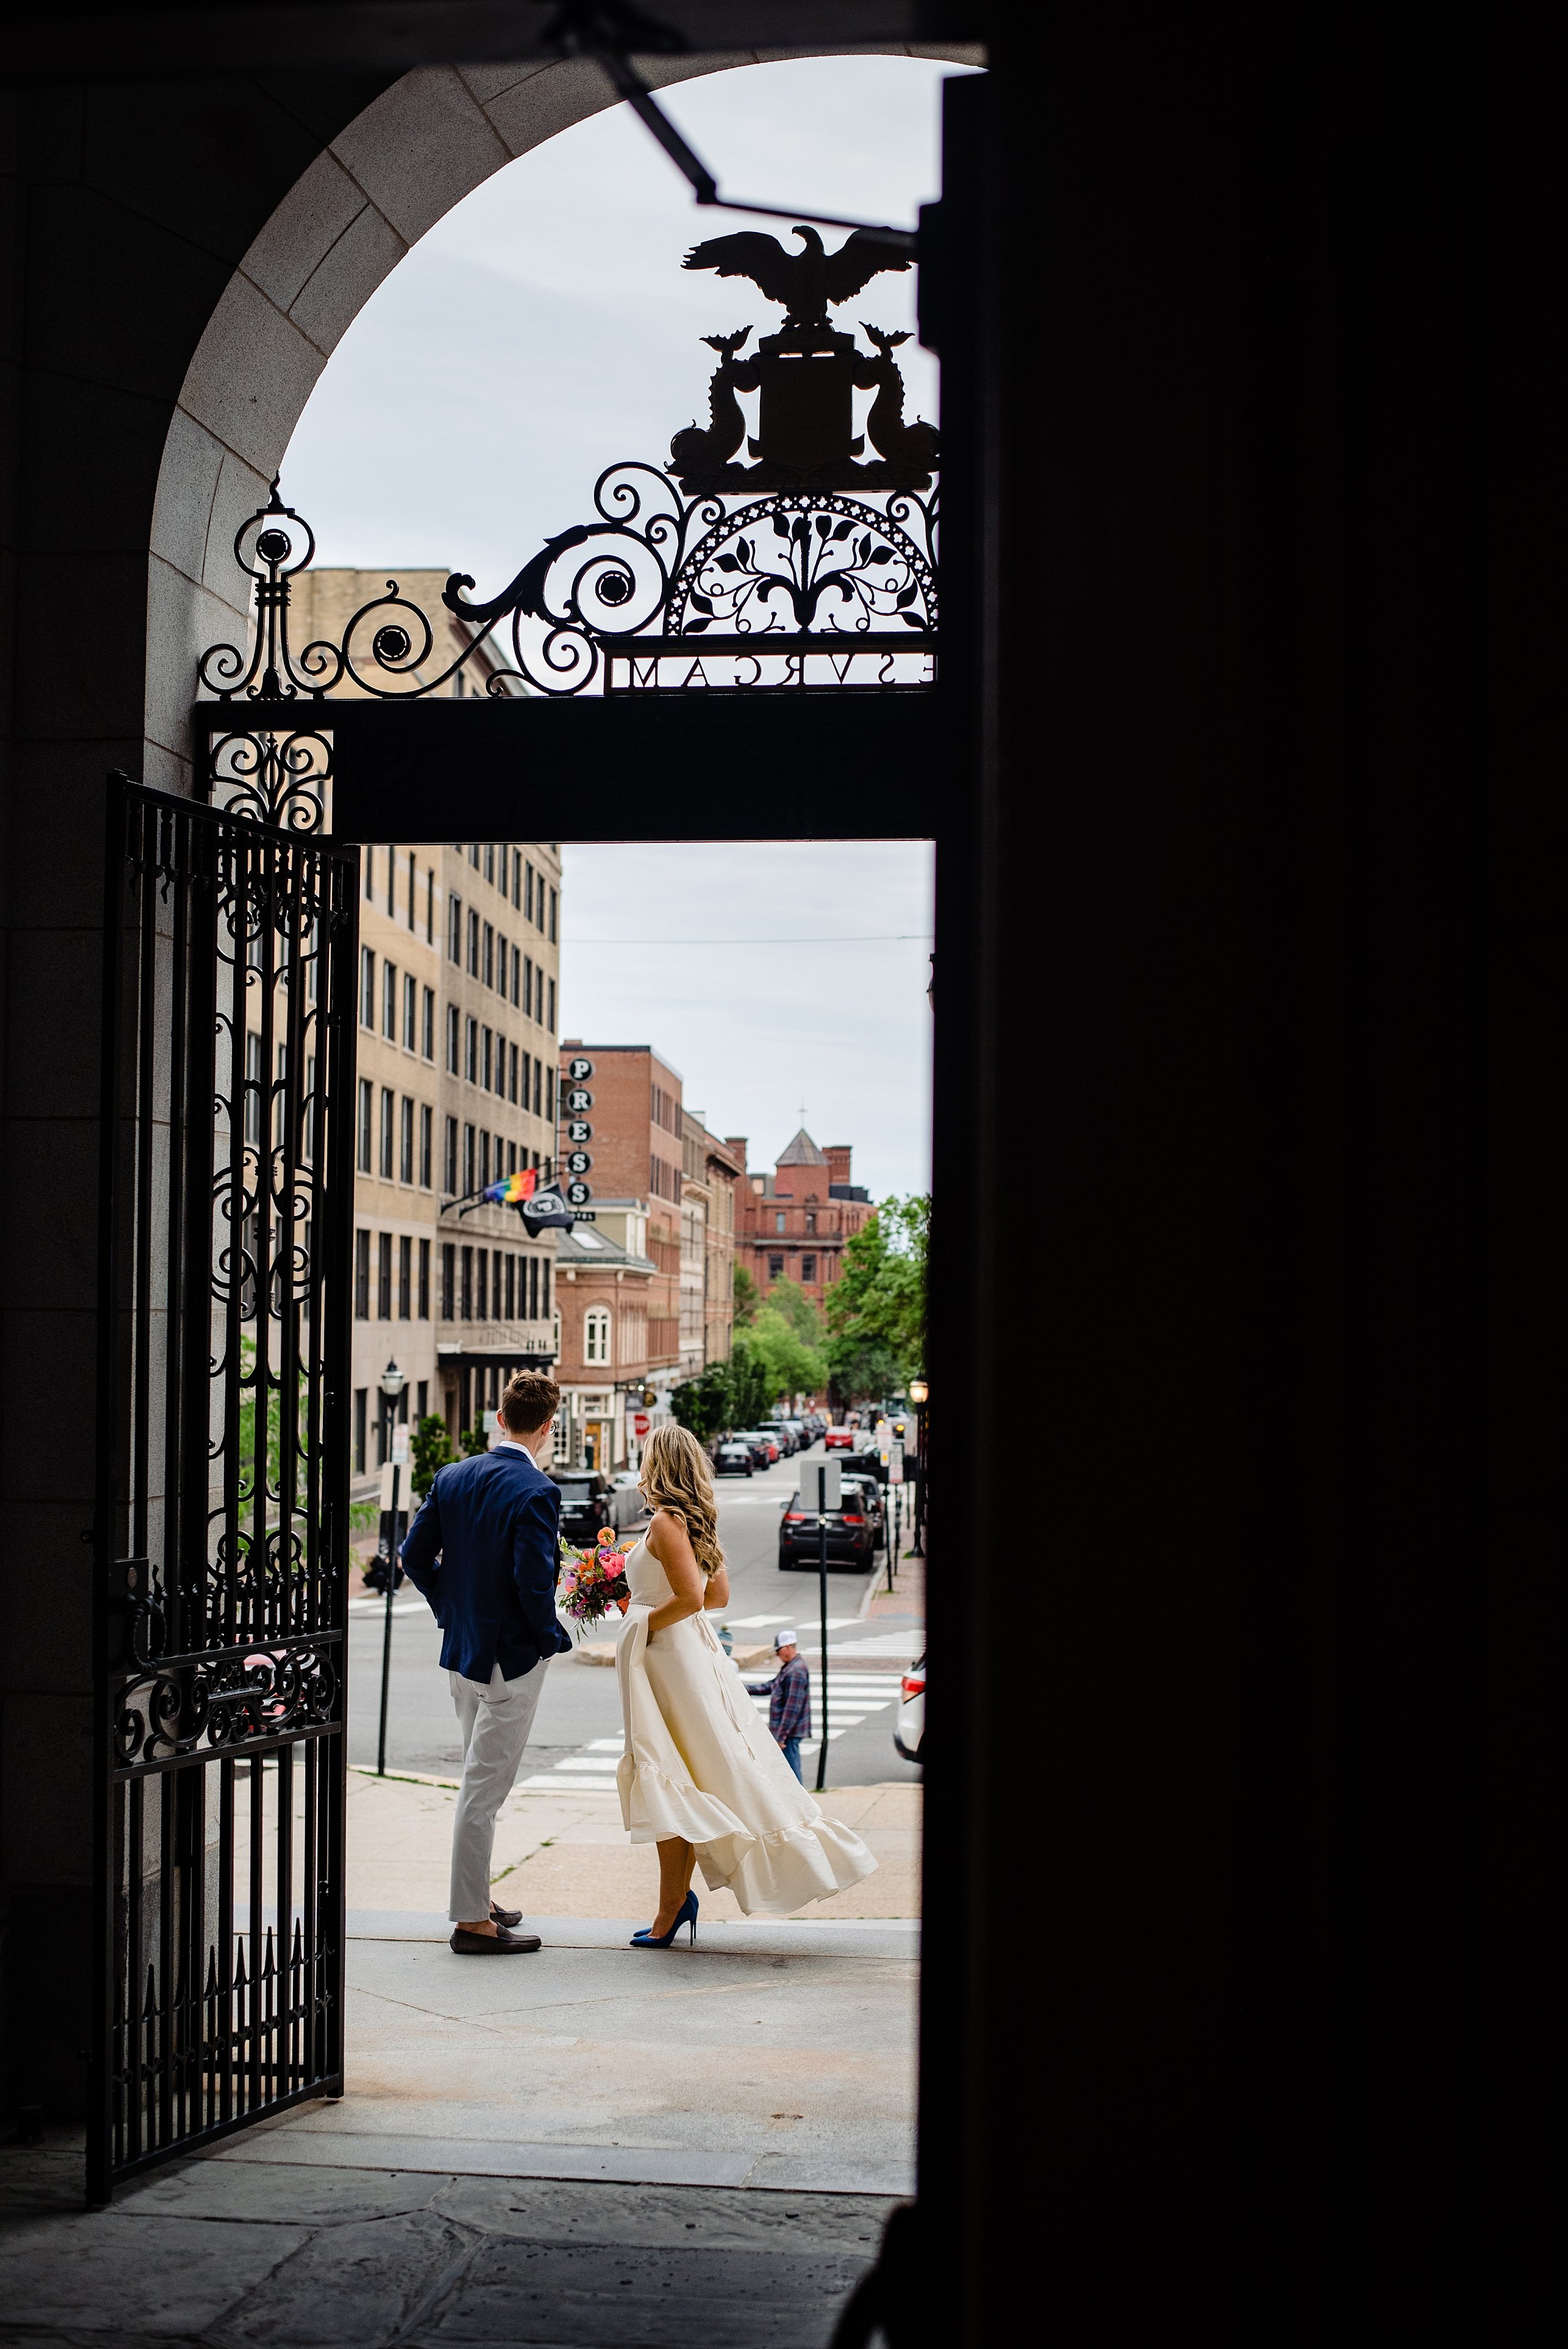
[142,45,977,792]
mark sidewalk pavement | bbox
[346,1769,921,1923]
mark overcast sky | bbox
[283,55,963,1197]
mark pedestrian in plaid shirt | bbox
[745,1629,812,1781]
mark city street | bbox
[347,1441,925,1794]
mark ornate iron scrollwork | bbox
[112,1641,339,1771]
[196,222,939,827]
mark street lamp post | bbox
[908,1377,928,1560]
[376,1359,407,1779]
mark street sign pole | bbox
[805,1458,840,1793]
[376,1457,403,1778]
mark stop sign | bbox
[633,1412,650,1439]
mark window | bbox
[511,943,520,1006]
[359,946,374,1027]
[548,885,556,943]
[547,976,555,1031]
[775,1211,786,1233]
[462,1123,475,1193]
[364,849,374,902]
[469,843,480,869]
[805,1211,817,1234]
[526,861,534,921]
[512,853,521,910]
[448,893,462,963]
[524,954,533,1019]
[422,985,435,1059]
[802,1254,817,1283]
[418,1238,430,1320]
[440,1242,455,1319]
[504,1254,516,1318]
[768,1253,785,1279]
[521,1050,531,1114]
[406,849,417,929]
[529,1254,541,1319]
[480,1129,491,1189]
[357,1079,373,1173]
[483,922,494,989]
[484,844,495,885]
[444,1115,458,1195]
[499,845,508,896]
[465,1016,478,1084]
[546,1068,554,1124]
[378,1231,392,1318]
[497,931,508,993]
[446,1002,460,1074]
[399,1095,413,1184]
[481,1026,492,1091]
[398,1235,411,1319]
[585,1307,611,1365]
[509,1041,519,1105]
[477,1248,489,1320]
[379,1086,395,1179]
[426,867,435,946]
[460,1245,473,1320]
[383,960,396,1039]
[542,1260,551,1320]
[354,1389,367,1473]
[467,908,479,976]
[419,1103,432,1189]
[403,971,416,1049]
[354,1230,370,1318]
[417,1379,428,1420]
[506,1139,516,1177]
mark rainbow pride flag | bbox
[484,1166,538,1206]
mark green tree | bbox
[672,1360,733,1443]
[410,1413,452,1499]
[733,1263,760,1327]
[825,1194,928,1403]
[763,1273,825,1347]
[459,1419,489,1458]
[748,1303,827,1406]
[726,1338,774,1427]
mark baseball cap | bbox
[774,1628,799,1650]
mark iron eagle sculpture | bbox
[681,224,910,331]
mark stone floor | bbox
[0,1907,914,2345]
[0,2148,894,2345]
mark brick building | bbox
[553,1216,655,1473]
[681,1113,743,1376]
[294,571,561,1488]
[735,1130,874,1309]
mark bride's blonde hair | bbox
[640,1422,725,1579]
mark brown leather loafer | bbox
[490,1901,522,1928]
[450,1924,541,1954]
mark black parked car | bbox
[837,1468,887,1549]
[549,1470,612,1544]
[714,1440,755,1478]
[777,1488,877,1571]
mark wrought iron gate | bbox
[90,778,359,2198]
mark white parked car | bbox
[894,1654,924,1763]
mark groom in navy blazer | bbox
[400,1368,571,1953]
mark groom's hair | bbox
[499,1370,559,1434]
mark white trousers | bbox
[448,1657,550,1922]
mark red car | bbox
[824,1426,854,1451]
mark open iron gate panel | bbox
[91,780,358,2200]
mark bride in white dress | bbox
[615,1423,876,1943]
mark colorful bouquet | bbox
[558,1525,632,1632]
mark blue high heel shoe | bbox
[630,1890,698,1948]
